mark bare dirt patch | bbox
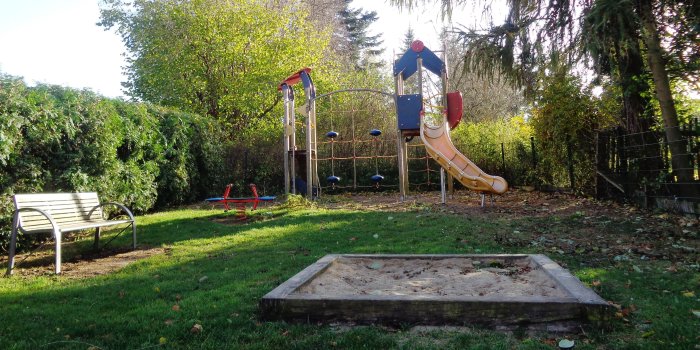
[322,188,608,218]
[3,246,166,278]
[319,188,700,265]
[295,256,565,298]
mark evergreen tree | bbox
[338,0,384,68]
[402,25,415,52]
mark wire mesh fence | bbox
[308,89,700,214]
[596,120,700,213]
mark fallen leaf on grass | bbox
[190,324,203,334]
[172,304,180,311]
[159,337,167,344]
[542,338,556,346]
[281,330,289,336]
[692,310,700,318]
[641,330,655,338]
[164,319,174,325]
[621,305,636,317]
[682,290,695,297]
[592,280,602,287]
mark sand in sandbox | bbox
[294,257,566,298]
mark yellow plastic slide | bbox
[420,122,508,194]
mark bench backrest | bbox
[14,193,103,231]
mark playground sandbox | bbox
[260,254,611,331]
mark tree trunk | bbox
[637,0,696,192]
[615,41,663,183]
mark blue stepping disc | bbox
[371,174,384,182]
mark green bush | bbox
[451,116,534,186]
[0,74,233,251]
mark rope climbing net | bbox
[312,90,443,192]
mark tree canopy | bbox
[99,0,331,132]
[392,0,699,187]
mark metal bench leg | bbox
[54,229,62,274]
[94,227,101,251]
[6,214,19,275]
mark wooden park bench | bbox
[6,192,136,275]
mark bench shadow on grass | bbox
[1,209,445,348]
[2,207,287,276]
[0,208,517,345]
[2,209,694,349]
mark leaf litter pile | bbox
[322,188,699,267]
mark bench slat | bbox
[20,216,104,229]
[19,208,102,218]
[20,219,133,234]
[15,201,101,210]
[14,193,103,231]
[14,192,100,202]
[15,197,101,204]
[15,202,101,210]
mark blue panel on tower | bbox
[397,94,422,130]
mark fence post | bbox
[500,142,506,173]
[567,140,575,190]
[530,136,537,168]
[594,132,599,198]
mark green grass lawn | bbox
[0,196,698,349]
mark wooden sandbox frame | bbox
[260,254,611,331]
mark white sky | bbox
[0,0,125,97]
[0,0,499,98]
[353,0,500,61]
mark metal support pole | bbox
[395,71,407,201]
[306,98,315,198]
[403,139,410,196]
[352,113,357,190]
[440,168,446,204]
[282,85,291,195]
[397,131,406,201]
[441,42,450,203]
[290,89,296,195]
